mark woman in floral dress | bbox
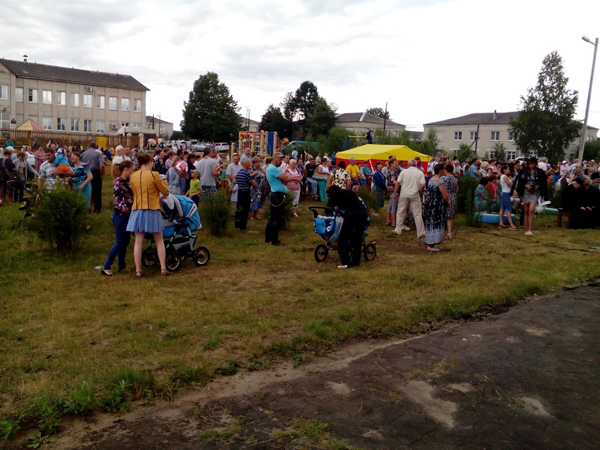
[249,156,266,219]
[424,164,450,252]
[441,163,458,239]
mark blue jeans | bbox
[104,211,131,271]
[306,177,317,195]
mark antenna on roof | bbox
[23,55,28,63]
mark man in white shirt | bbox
[393,159,426,237]
[194,148,221,197]
[279,154,290,173]
[226,154,242,214]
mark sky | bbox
[4,0,600,132]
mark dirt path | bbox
[54,284,600,449]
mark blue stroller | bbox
[142,195,210,271]
[309,206,376,263]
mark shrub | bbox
[356,186,379,213]
[456,177,480,214]
[26,185,89,253]
[199,190,230,236]
[63,382,97,416]
[264,191,295,230]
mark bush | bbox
[264,191,295,230]
[199,190,230,236]
[26,185,89,253]
[356,186,379,213]
[456,177,480,214]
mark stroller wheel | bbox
[363,243,377,262]
[193,246,210,266]
[142,250,158,268]
[314,244,329,262]
[165,250,182,272]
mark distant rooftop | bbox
[0,58,149,91]
[337,111,405,127]
[146,115,172,125]
[424,111,519,126]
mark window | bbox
[121,98,130,111]
[84,119,92,132]
[507,150,516,160]
[71,118,79,132]
[160,126,165,132]
[83,94,92,108]
[96,120,105,133]
[469,131,477,141]
[109,96,117,110]
[42,90,52,104]
[71,93,80,107]
[0,85,8,100]
[0,113,10,129]
[133,99,142,112]
[491,131,500,141]
[121,122,129,127]
[42,117,52,130]
[57,118,66,131]
[508,131,514,141]
[487,150,496,158]
[28,89,38,103]
[57,91,66,105]
[15,88,23,102]
[133,123,141,129]
[97,95,105,109]
[454,131,462,141]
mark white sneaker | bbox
[525,231,533,236]
[402,225,410,231]
[393,227,402,235]
[337,264,348,269]
[293,212,299,217]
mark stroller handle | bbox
[308,205,334,218]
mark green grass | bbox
[1,178,600,436]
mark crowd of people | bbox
[1,138,599,270]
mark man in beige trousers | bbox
[393,159,426,237]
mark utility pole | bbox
[383,102,388,131]
[579,36,598,162]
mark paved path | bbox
[59,284,600,449]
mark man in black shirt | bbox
[327,186,369,268]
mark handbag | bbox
[312,173,325,181]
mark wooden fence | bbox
[0,129,154,150]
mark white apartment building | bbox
[0,58,149,135]
[336,111,405,135]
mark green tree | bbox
[509,52,580,164]
[324,127,352,154]
[170,131,186,140]
[281,81,336,138]
[366,107,390,120]
[583,139,600,161]
[421,128,441,155]
[181,72,242,141]
[456,143,474,162]
[259,104,291,138]
[493,142,507,161]
[305,98,337,137]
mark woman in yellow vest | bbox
[127,153,170,277]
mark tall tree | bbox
[305,98,337,137]
[259,104,291,138]
[181,72,242,141]
[281,81,336,138]
[421,128,441,155]
[366,107,390,120]
[509,52,580,163]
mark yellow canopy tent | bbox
[335,144,432,164]
[16,118,43,132]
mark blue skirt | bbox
[126,210,163,233]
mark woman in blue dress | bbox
[68,151,93,208]
[424,164,450,252]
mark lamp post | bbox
[578,36,598,162]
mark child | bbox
[53,147,70,172]
[187,169,201,206]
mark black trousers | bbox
[235,189,251,230]
[338,209,369,266]
[265,192,285,244]
[91,169,102,213]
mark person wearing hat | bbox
[265,152,291,246]
[166,159,187,195]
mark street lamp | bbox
[578,36,598,162]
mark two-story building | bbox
[424,111,598,161]
[336,111,406,135]
[0,58,149,135]
[146,115,173,139]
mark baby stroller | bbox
[141,195,210,271]
[309,206,376,263]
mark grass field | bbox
[1,178,600,437]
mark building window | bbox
[133,123,141,129]
[43,90,52,104]
[507,150,517,160]
[0,85,8,100]
[491,131,500,141]
[83,119,92,132]
[487,150,496,158]
[28,89,38,103]
[469,131,477,141]
[109,96,117,110]
[83,94,93,108]
[454,131,462,140]
[133,99,142,112]
[71,118,79,132]
[57,91,66,105]
[121,122,129,127]
[96,120,105,133]
[43,117,52,130]
[97,95,105,109]
[71,93,80,107]
[508,131,514,141]
[0,113,11,128]
[121,98,130,111]
[15,88,23,102]
[57,118,66,131]
[160,126,165,132]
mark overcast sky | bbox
[4,0,600,132]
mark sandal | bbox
[136,271,144,278]
[160,269,172,277]
[386,222,392,226]
[446,233,452,240]
[101,269,113,277]
[427,247,441,252]
[498,224,507,229]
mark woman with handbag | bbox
[513,157,548,236]
[315,157,331,201]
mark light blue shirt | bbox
[468,164,479,178]
[267,164,287,193]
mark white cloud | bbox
[3,0,600,132]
